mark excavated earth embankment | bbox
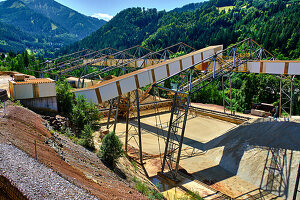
[0,105,146,199]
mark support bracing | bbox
[106,97,120,132]
[135,89,143,167]
[279,75,295,117]
[161,68,193,180]
[222,73,233,114]
[123,90,149,177]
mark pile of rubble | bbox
[0,89,8,102]
[42,115,70,130]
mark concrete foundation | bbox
[20,96,58,112]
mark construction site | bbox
[1,38,300,200]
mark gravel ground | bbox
[0,143,98,200]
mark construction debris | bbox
[42,115,70,131]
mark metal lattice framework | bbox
[154,38,276,180]
[28,43,196,88]
[77,42,196,83]
[27,48,117,74]
[279,75,295,117]
[222,72,234,114]
[73,45,155,81]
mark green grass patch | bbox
[132,176,164,199]
[217,6,234,12]
[178,190,203,200]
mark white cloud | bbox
[91,13,113,21]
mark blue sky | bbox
[53,0,203,21]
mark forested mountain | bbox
[21,0,106,39]
[0,0,106,55]
[0,0,67,36]
[171,2,204,13]
[64,0,299,59]
[0,21,36,52]
[67,8,165,51]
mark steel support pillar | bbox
[161,69,192,180]
[161,92,177,173]
[125,93,130,154]
[293,161,300,200]
[135,89,143,166]
[124,91,143,163]
[279,75,294,117]
[106,97,120,132]
[123,90,148,177]
[222,74,233,114]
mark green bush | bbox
[98,132,123,166]
[71,95,100,132]
[56,80,74,114]
[13,100,23,107]
[79,124,94,150]
[135,181,149,195]
[64,127,74,137]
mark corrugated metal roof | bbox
[12,78,55,85]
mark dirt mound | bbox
[0,105,146,199]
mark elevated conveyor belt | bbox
[235,60,300,75]
[73,45,223,104]
[73,44,300,104]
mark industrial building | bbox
[9,74,57,112]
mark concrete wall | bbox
[20,96,58,112]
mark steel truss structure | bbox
[154,38,276,180]
[279,75,295,117]
[76,42,195,86]
[27,48,118,75]
[28,43,196,89]
[222,72,234,114]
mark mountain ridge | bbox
[21,0,106,39]
[0,0,106,54]
[62,0,299,59]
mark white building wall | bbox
[38,83,56,98]
[14,84,33,99]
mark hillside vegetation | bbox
[0,0,106,55]
[22,0,106,39]
[63,0,299,60]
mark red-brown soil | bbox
[0,105,146,199]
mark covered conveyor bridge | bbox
[73,45,223,103]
